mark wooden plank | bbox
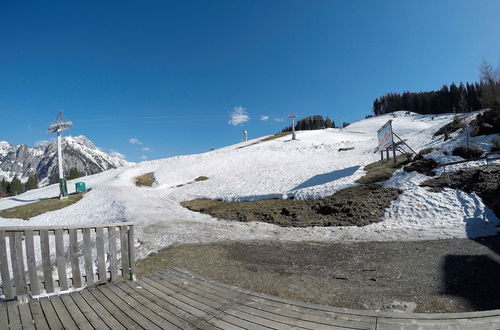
[25,229,40,295]
[222,306,297,330]
[7,300,22,329]
[214,311,270,330]
[120,226,130,278]
[40,229,54,293]
[55,229,68,290]
[133,277,208,326]
[240,298,375,330]
[39,297,64,330]
[156,270,243,304]
[247,295,375,324]
[69,291,113,330]
[137,275,220,320]
[148,272,237,313]
[76,290,130,330]
[128,225,136,279]
[96,227,107,284]
[161,269,245,302]
[206,315,247,330]
[28,299,50,330]
[83,228,94,286]
[50,296,79,329]
[18,302,36,330]
[11,232,28,297]
[0,230,14,299]
[108,226,118,281]
[107,282,181,329]
[96,284,164,329]
[59,294,94,330]
[69,228,82,288]
[119,279,195,328]
[0,302,9,329]
[84,286,143,330]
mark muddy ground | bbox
[136,237,500,313]
[181,185,400,227]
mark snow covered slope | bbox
[0,112,498,258]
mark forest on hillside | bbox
[372,61,500,116]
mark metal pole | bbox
[392,143,397,165]
[57,130,64,181]
[292,118,296,140]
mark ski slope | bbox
[0,111,498,258]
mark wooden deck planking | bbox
[1,267,500,329]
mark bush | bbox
[451,146,484,159]
[471,109,500,136]
[492,138,500,152]
[194,176,209,181]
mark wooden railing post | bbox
[128,225,136,281]
[0,231,14,300]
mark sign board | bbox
[377,120,394,150]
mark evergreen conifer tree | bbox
[9,176,23,195]
[25,173,39,191]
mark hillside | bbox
[0,111,498,258]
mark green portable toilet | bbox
[75,182,86,193]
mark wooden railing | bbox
[0,222,135,302]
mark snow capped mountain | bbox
[0,135,130,185]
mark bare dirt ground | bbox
[136,236,500,313]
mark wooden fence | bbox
[0,222,135,302]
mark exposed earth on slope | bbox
[136,237,500,313]
[421,166,500,218]
[181,184,401,227]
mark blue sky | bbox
[1,0,499,162]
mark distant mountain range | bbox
[0,135,130,185]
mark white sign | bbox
[377,120,394,150]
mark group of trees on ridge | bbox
[0,167,84,197]
[373,61,500,116]
[281,115,350,132]
[0,174,38,197]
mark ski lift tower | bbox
[288,114,297,140]
[243,130,248,142]
[47,111,72,198]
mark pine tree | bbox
[325,117,333,128]
[67,167,81,180]
[25,173,38,191]
[9,176,23,195]
[0,178,8,196]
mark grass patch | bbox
[181,185,401,227]
[0,193,84,220]
[260,131,291,142]
[135,172,155,187]
[194,176,209,182]
[355,154,413,184]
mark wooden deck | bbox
[1,267,500,330]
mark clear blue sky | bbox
[1,0,499,162]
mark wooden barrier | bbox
[0,222,135,302]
